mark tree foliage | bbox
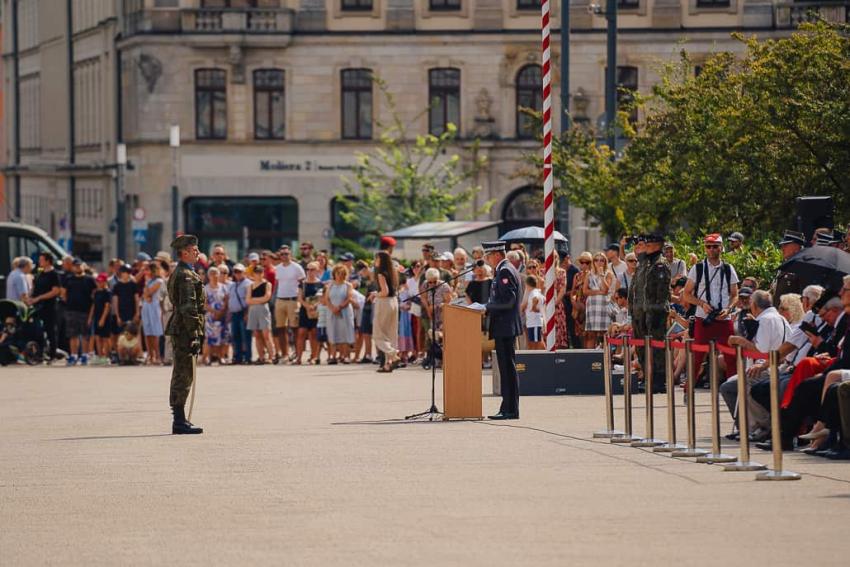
[528,22,850,239]
[339,78,490,240]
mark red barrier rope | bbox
[690,343,710,354]
[629,338,646,348]
[650,339,667,349]
[670,340,686,350]
[605,334,770,361]
[607,337,624,347]
[715,342,766,360]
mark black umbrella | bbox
[778,246,850,291]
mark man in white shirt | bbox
[273,245,305,362]
[605,243,627,281]
[720,290,791,437]
[683,233,740,378]
[6,257,32,302]
[663,243,687,283]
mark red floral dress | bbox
[554,269,569,349]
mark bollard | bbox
[671,339,708,458]
[756,351,801,481]
[697,341,737,464]
[594,335,624,438]
[654,338,686,452]
[724,345,767,472]
[611,337,639,444]
[632,336,664,447]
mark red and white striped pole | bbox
[541,0,557,351]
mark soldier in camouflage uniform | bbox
[641,233,671,393]
[166,234,205,435]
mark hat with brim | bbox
[738,286,754,297]
[704,233,723,245]
[170,234,198,251]
[815,231,836,246]
[482,241,506,254]
[729,232,744,243]
[778,230,806,247]
[232,263,246,272]
[643,233,665,244]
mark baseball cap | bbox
[729,232,744,243]
[247,252,260,262]
[738,286,754,297]
[232,263,246,272]
[136,252,152,262]
[703,233,723,245]
[340,252,355,261]
[72,257,83,266]
[96,273,108,283]
[606,243,620,252]
[118,264,132,273]
[380,235,397,248]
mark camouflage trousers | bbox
[169,335,196,408]
[638,308,668,387]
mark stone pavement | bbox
[1,362,848,566]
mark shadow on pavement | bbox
[50,434,173,441]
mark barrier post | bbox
[595,335,624,438]
[671,339,708,457]
[632,336,664,447]
[654,338,686,452]
[724,345,767,471]
[756,351,801,481]
[611,337,639,443]
[697,341,736,463]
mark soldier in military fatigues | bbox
[483,241,523,420]
[166,234,205,435]
[641,233,671,393]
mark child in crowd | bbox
[92,273,113,363]
[524,275,545,350]
[316,288,329,363]
[117,322,142,365]
[111,264,139,358]
[607,287,631,336]
[397,273,414,365]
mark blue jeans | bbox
[230,311,251,363]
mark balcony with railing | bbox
[122,5,294,37]
[775,1,850,28]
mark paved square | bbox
[1,363,848,566]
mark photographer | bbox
[682,233,740,380]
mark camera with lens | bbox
[703,307,723,326]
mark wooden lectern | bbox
[442,304,484,419]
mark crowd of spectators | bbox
[4,223,850,460]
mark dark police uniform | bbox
[629,243,648,343]
[166,235,205,434]
[642,241,671,392]
[484,242,523,419]
[770,230,807,307]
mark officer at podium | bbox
[482,241,523,420]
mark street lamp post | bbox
[116,143,127,259]
[605,0,618,152]
[169,125,180,237]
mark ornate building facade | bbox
[3,0,837,261]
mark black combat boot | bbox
[172,405,203,435]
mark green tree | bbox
[339,78,489,240]
[530,22,850,239]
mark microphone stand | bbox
[403,263,481,421]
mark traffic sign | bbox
[133,229,147,244]
[133,207,146,221]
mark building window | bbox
[696,0,730,7]
[618,0,640,8]
[185,197,299,259]
[342,0,373,10]
[254,69,285,140]
[430,0,461,9]
[502,186,570,253]
[195,69,227,140]
[516,65,542,140]
[617,66,638,124]
[341,69,373,140]
[201,0,259,6]
[428,68,461,136]
[517,0,542,9]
